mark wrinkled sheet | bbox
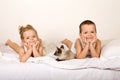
[26,56,120,71]
[0,43,120,80]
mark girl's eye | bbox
[33,36,36,38]
[26,37,29,39]
[84,32,87,34]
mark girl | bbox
[6,24,43,62]
[62,20,101,59]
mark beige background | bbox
[0,0,120,43]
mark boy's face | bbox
[22,30,38,46]
[80,24,96,42]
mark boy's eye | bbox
[91,31,94,33]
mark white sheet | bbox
[25,56,120,71]
[1,51,120,71]
[0,62,53,80]
[0,57,120,80]
[1,42,120,71]
[1,43,120,80]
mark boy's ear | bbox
[60,45,64,49]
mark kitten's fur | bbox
[54,45,75,61]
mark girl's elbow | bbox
[92,54,100,58]
[19,58,27,63]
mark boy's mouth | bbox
[86,37,93,42]
[86,37,93,39]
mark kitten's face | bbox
[54,45,74,61]
[54,45,65,56]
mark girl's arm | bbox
[19,47,32,62]
[5,39,20,53]
[75,38,89,59]
[32,39,43,57]
[6,39,32,62]
[90,39,101,57]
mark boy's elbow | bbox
[75,55,86,59]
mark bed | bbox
[0,39,120,80]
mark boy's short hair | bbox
[79,20,96,33]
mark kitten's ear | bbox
[57,47,61,51]
[56,47,59,50]
[56,47,61,53]
[60,45,64,49]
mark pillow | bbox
[101,39,113,48]
[100,39,120,59]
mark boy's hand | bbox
[81,36,89,45]
[92,36,97,44]
[90,36,97,47]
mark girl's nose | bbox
[88,33,92,36]
[30,38,33,40]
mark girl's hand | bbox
[24,42,32,50]
[33,41,40,48]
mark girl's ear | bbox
[80,33,82,37]
[21,41,24,47]
[22,39,24,43]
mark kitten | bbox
[54,45,75,61]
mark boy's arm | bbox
[75,38,89,59]
[90,39,101,57]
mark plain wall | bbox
[0,0,120,43]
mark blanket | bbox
[1,51,120,71]
[26,56,120,70]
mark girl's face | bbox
[22,30,38,46]
[80,24,96,42]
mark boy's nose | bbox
[88,33,92,36]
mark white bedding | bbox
[0,40,120,80]
[0,56,120,80]
[25,56,120,71]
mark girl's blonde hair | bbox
[19,24,38,40]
